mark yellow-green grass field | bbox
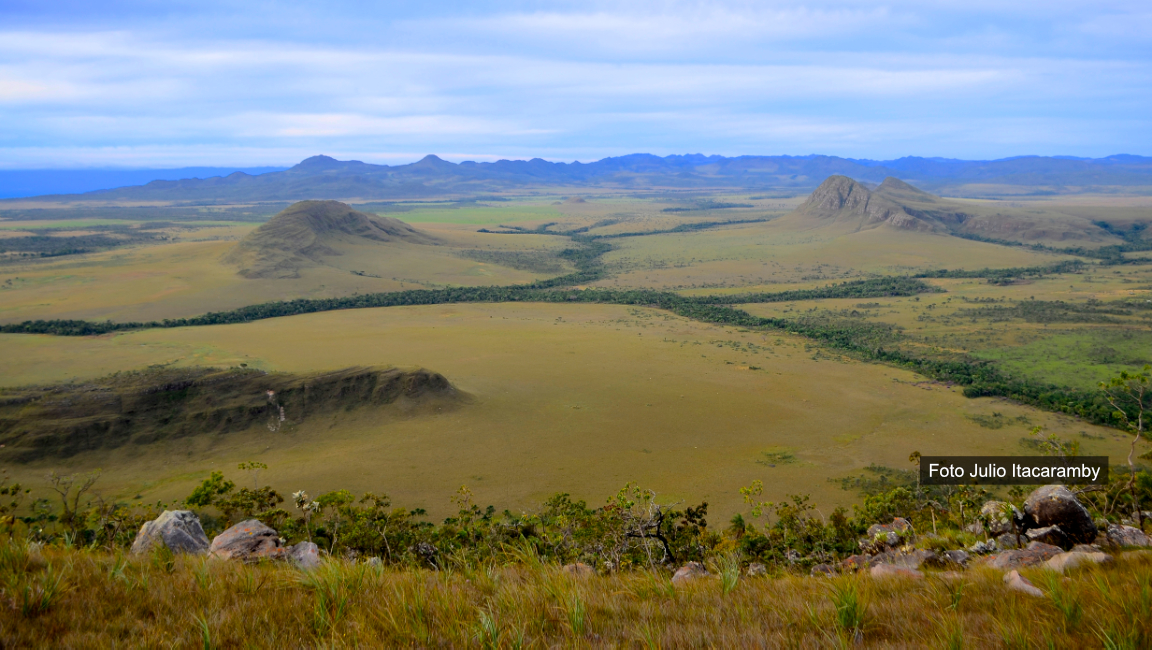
[593,222,1071,290]
[0,302,1134,521]
[5,543,1152,647]
[0,224,572,323]
[738,262,1152,389]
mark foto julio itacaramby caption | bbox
[919,456,1109,486]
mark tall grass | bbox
[2,541,1152,647]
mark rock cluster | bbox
[130,511,320,569]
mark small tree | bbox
[47,470,101,536]
[1101,365,1151,528]
[237,461,268,489]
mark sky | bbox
[0,0,1149,168]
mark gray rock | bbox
[1107,524,1152,548]
[968,540,997,555]
[942,550,970,567]
[997,533,1023,550]
[130,510,210,556]
[366,557,383,567]
[810,563,835,577]
[1044,551,1112,574]
[1003,570,1044,597]
[987,542,1062,570]
[870,564,923,579]
[746,562,767,577]
[289,541,321,569]
[980,501,1019,536]
[671,561,709,585]
[1026,525,1069,548]
[865,518,913,547]
[209,520,284,561]
[1023,485,1097,546]
[869,548,940,570]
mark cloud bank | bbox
[0,0,1148,167]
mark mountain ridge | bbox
[7,153,1152,203]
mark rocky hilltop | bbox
[783,175,1120,242]
[223,200,439,278]
[788,175,947,233]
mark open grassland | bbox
[0,302,1133,521]
[0,225,572,323]
[3,542,1152,648]
[739,262,1152,390]
[594,222,1070,290]
[370,202,566,225]
[1,192,1150,524]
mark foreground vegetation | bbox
[3,460,1152,647]
[3,541,1152,647]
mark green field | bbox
[0,301,1136,520]
[1,191,1150,521]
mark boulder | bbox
[366,557,383,568]
[671,562,709,585]
[968,540,997,555]
[996,533,1022,550]
[562,562,596,577]
[1106,524,1152,548]
[980,501,1019,536]
[942,550,970,568]
[289,541,321,570]
[746,562,768,577]
[840,554,871,572]
[209,520,284,561]
[130,510,210,556]
[863,518,913,551]
[810,564,836,577]
[987,542,1062,570]
[869,549,940,570]
[1025,525,1069,548]
[1044,551,1112,574]
[1003,570,1044,597]
[1023,485,1097,546]
[870,564,923,580]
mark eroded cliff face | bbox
[0,365,463,462]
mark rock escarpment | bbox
[0,365,462,462]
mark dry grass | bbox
[2,539,1151,647]
[0,302,1132,522]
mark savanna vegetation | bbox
[2,447,1152,647]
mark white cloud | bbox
[0,0,1148,165]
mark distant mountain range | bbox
[0,166,288,199]
[7,153,1152,203]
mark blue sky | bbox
[0,1,1149,168]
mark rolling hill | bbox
[222,200,440,278]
